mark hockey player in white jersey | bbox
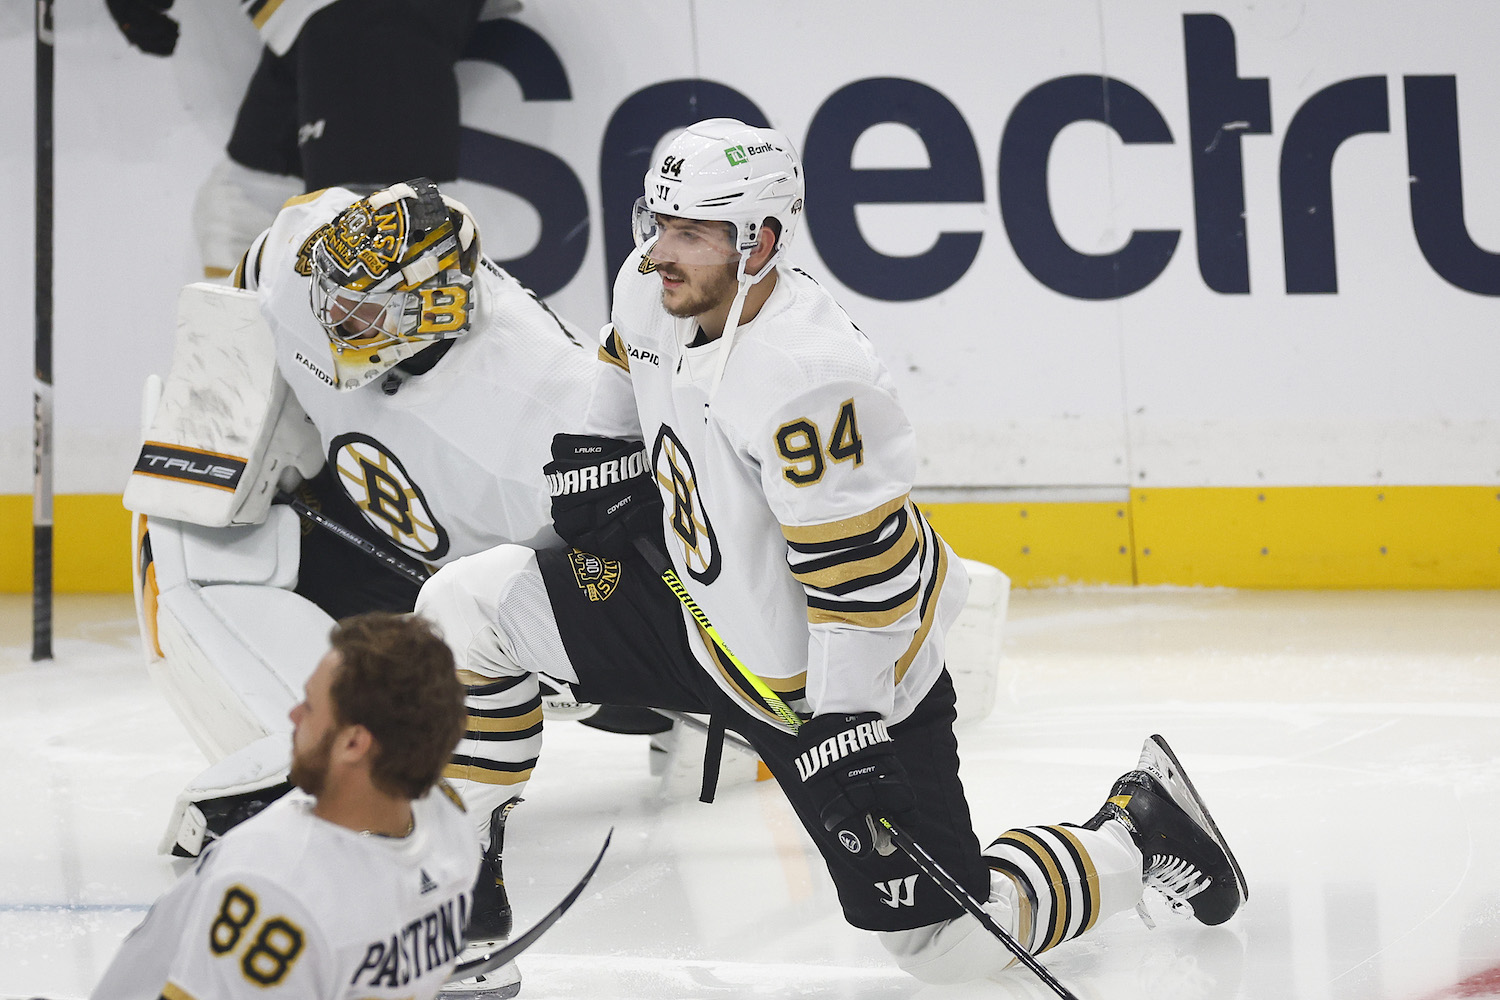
[91,612,478,1000]
[415,119,1248,984]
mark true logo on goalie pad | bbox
[568,551,621,602]
[133,442,246,492]
[328,432,450,560]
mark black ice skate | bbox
[443,797,521,999]
[1086,735,1248,927]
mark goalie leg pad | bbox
[160,733,295,857]
[946,559,1010,726]
[152,579,336,761]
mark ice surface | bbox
[3,589,1499,1000]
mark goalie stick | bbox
[630,537,1080,1000]
[447,828,612,983]
[276,490,432,585]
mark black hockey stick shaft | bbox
[31,0,55,662]
[880,819,1080,999]
[449,828,611,980]
[275,491,430,585]
[630,535,1077,999]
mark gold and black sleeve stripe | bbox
[244,0,285,31]
[443,755,535,786]
[782,495,926,629]
[788,505,919,595]
[893,507,947,682]
[599,326,630,372]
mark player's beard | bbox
[289,726,337,796]
[660,259,740,319]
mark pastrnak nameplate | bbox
[568,551,622,602]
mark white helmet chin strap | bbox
[706,240,777,399]
[707,278,752,399]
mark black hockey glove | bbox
[545,434,663,561]
[794,712,916,859]
[106,0,179,56]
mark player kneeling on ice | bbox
[415,119,1248,986]
[91,613,479,1000]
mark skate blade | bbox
[439,959,521,999]
[1142,735,1249,904]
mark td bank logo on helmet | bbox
[724,142,777,166]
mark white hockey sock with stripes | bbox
[983,818,1143,955]
[445,669,540,842]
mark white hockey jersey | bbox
[91,785,478,1000]
[240,187,595,567]
[589,250,970,730]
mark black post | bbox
[33,0,55,662]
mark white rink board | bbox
[1,1,1497,493]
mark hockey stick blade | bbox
[880,819,1081,1000]
[448,828,612,982]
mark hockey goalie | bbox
[124,179,603,859]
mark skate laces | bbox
[1137,854,1211,928]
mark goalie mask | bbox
[308,178,480,391]
[632,118,803,284]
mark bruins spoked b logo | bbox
[652,425,721,584]
[328,433,449,560]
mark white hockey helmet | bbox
[308,178,481,391]
[632,118,804,283]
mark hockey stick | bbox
[630,536,1079,1000]
[275,491,431,585]
[448,828,612,982]
[31,0,55,662]
[629,539,801,730]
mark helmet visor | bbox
[631,197,741,266]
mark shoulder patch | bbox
[294,223,332,277]
[638,255,658,275]
[599,327,631,372]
